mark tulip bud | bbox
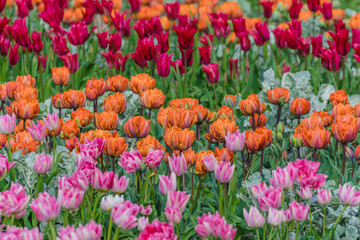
[276,122,284,134]
[290,134,303,148]
[346,146,355,160]
[276,132,283,142]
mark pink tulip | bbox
[30,192,60,222]
[0,154,16,181]
[297,186,313,200]
[159,172,177,195]
[289,201,309,222]
[338,184,360,206]
[166,191,190,213]
[165,207,182,224]
[21,227,43,240]
[0,183,30,217]
[76,221,102,240]
[281,209,292,223]
[137,217,149,231]
[27,121,46,142]
[34,154,53,174]
[144,149,163,168]
[58,225,78,239]
[101,195,124,212]
[70,170,89,192]
[43,112,59,131]
[317,189,332,205]
[111,201,140,230]
[270,166,297,190]
[79,137,105,160]
[225,130,245,152]
[137,219,177,240]
[112,174,129,194]
[0,113,16,135]
[258,187,283,212]
[252,182,268,200]
[243,207,265,228]
[268,208,283,227]
[58,188,84,210]
[215,161,235,183]
[119,149,143,173]
[195,212,215,238]
[201,154,218,172]
[288,159,319,178]
[169,153,187,177]
[91,168,114,191]
[140,205,152,215]
[297,172,328,190]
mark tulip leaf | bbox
[241,63,258,99]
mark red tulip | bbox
[209,13,229,38]
[310,35,323,57]
[0,16,10,34]
[164,2,180,20]
[171,59,185,75]
[67,21,96,46]
[289,0,303,19]
[36,54,47,72]
[16,0,33,18]
[49,35,69,56]
[237,32,251,51]
[334,20,346,33]
[229,58,239,79]
[0,35,10,57]
[31,31,43,53]
[297,37,311,57]
[202,63,220,85]
[0,0,5,13]
[111,11,131,37]
[131,52,148,69]
[199,33,214,47]
[251,21,269,46]
[198,46,211,65]
[353,44,360,64]
[319,48,341,72]
[97,32,108,49]
[8,18,31,48]
[329,29,350,57]
[351,28,360,48]
[59,53,79,74]
[273,27,287,49]
[174,26,197,50]
[288,19,302,38]
[260,0,273,19]
[9,44,20,66]
[180,48,194,67]
[128,0,141,13]
[155,32,169,53]
[320,2,332,20]
[134,20,152,39]
[102,50,129,71]
[231,17,246,35]
[285,30,299,50]
[157,53,172,78]
[134,37,158,63]
[307,0,320,12]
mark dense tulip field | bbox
[2,0,360,239]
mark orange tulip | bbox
[312,111,333,127]
[14,87,38,101]
[157,107,197,129]
[223,94,236,107]
[169,98,199,108]
[85,77,106,101]
[205,110,217,124]
[290,97,311,116]
[103,132,128,157]
[331,103,354,117]
[301,127,331,150]
[45,119,63,137]
[94,110,119,130]
[124,116,150,138]
[331,115,360,143]
[215,147,234,163]
[11,131,39,155]
[51,66,70,86]
[239,94,261,116]
[106,75,129,92]
[0,84,7,102]
[12,99,39,120]
[301,115,324,129]
[163,126,195,151]
[71,107,94,128]
[103,92,127,114]
[267,87,290,105]
[245,127,273,153]
[6,81,27,100]
[129,73,156,94]
[217,106,235,120]
[190,105,208,124]
[16,75,36,87]
[195,150,214,175]
[330,90,349,106]
[60,119,80,139]
[205,118,238,143]
[14,120,33,134]
[0,134,7,149]
[355,103,360,118]
[140,88,165,109]
[79,129,113,143]
[249,113,267,129]
[51,93,65,109]
[65,136,79,152]
[61,89,86,109]
[136,135,165,157]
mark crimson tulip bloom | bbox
[108,32,122,54]
[128,0,141,12]
[36,54,47,72]
[310,35,322,57]
[351,28,360,48]
[285,30,298,50]
[0,35,10,57]
[335,20,346,33]
[134,20,152,39]
[9,18,31,48]
[164,2,180,20]
[329,29,350,57]
[273,27,287,49]
[231,17,246,35]
[320,2,332,20]
[67,21,96,46]
[237,32,251,51]
[0,16,10,34]
[288,19,302,38]
[0,0,5,12]
[102,50,129,71]
[155,32,169,53]
[297,37,311,57]
[111,11,131,37]
[131,52,148,69]
[157,53,172,78]
[208,13,229,38]
[251,21,269,46]
[199,33,214,47]
[307,0,320,12]
[134,37,159,63]
[97,31,108,49]
[174,26,197,50]
[229,58,239,79]
[49,35,69,56]
[171,60,185,75]
[353,44,360,64]
[202,63,220,85]
[260,0,273,19]
[198,46,211,65]
[319,48,341,72]
[180,48,194,67]
[9,44,19,66]
[289,0,303,19]
[59,53,79,74]
[16,0,33,18]
[31,31,43,53]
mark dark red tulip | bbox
[131,52,148,69]
[231,17,246,35]
[59,53,79,73]
[82,6,97,25]
[9,44,19,66]
[38,2,65,33]
[297,37,311,57]
[251,21,269,46]
[334,20,346,33]
[164,2,180,20]
[320,2,332,20]
[329,29,350,57]
[209,13,229,38]
[199,33,214,47]
[0,17,10,34]
[173,26,197,50]
[49,35,69,56]
[97,31,108,49]
[310,35,323,57]
[9,18,31,48]
[353,44,360,64]
[237,32,251,51]
[289,0,303,19]
[273,27,287,49]
[202,63,220,85]
[0,0,5,13]
[31,31,43,53]
[282,60,290,74]
[108,32,122,54]
[198,46,211,65]
[171,59,185,75]
[320,48,341,72]
[111,11,131,37]
[81,0,104,14]
[285,30,299,50]
[157,53,172,78]
[129,0,141,13]
[180,48,194,67]
[288,19,302,38]
[155,32,169,53]
[0,35,10,56]
[16,0,33,18]
[229,58,239,79]
[134,20,152,39]
[135,37,158,63]
[67,21,96,46]
[307,0,319,12]
[36,54,47,72]
[102,50,129,71]
[178,15,199,29]
[101,0,113,14]
[260,0,273,19]
[351,28,360,48]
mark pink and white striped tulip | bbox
[58,187,84,210]
[169,153,187,176]
[159,172,177,195]
[270,166,297,190]
[112,174,129,194]
[0,114,16,135]
[201,154,218,172]
[258,187,283,212]
[0,154,16,181]
[166,191,190,213]
[297,186,313,200]
[111,201,140,230]
[140,205,152,215]
[27,121,46,142]
[268,208,283,227]
[119,149,143,173]
[243,207,265,228]
[29,192,61,222]
[43,112,59,131]
[0,183,30,217]
[138,217,149,231]
[338,184,360,206]
[317,189,332,205]
[225,130,245,152]
[214,161,235,183]
[91,168,114,191]
[34,154,53,174]
[289,201,309,222]
[251,182,268,200]
[144,149,163,168]
[76,221,102,240]
[101,195,124,212]
[165,207,182,224]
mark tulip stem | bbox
[143,169,152,203]
[276,105,282,126]
[218,181,224,216]
[137,170,141,195]
[341,144,346,180]
[7,134,15,182]
[342,57,346,91]
[295,222,300,240]
[49,220,57,240]
[63,209,69,226]
[322,206,326,237]
[52,131,56,173]
[183,174,186,191]
[268,226,274,240]
[212,84,217,109]
[107,217,113,240]
[91,192,101,219]
[113,228,120,240]
[329,205,348,239]
[308,201,314,237]
[260,150,264,177]
[148,109,152,120]
[191,166,194,202]
[256,228,260,240]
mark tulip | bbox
[297,186,313,200]
[0,114,16,135]
[61,89,86,109]
[111,201,140,230]
[319,48,341,72]
[205,118,238,144]
[78,137,105,160]
[321,2,332,20]
[270,166,297,190]
[159,172,177,195]
[9,44,19,66]
[91,168,114,191]
[260,0,273,19]
[0,183,30,218]
[140,205,152,215]
[144,149,163,169]
[94,111,119,131]
[165,207,182,224]
[76,221,102,239]
[237,31,251,52]
[30,31,43,53]
[195,211,237,239]
[243,207,265,228]
[289,0,303,19]
[112,174,129,194]
[30,192,60,222]
[307,0,320,12]
[67,21,96,46]
[164,2,180,20]
[215,161,234,183]
[267,87,290,105]
[209,13,229,38]
[163,126,195,151]
[130,73,156,94]
[137,135,165,157]
[0,155,16,181]
[317,189,332,205]
[288,201,309,221]
[59,53,79,74]
[331,116,358,144]
[198,46,211,65]
[272,27,287,49]
[101,195,124,212]
[329,29,350,57]
[106,75,129,92]
[124,116,150,138]
[252,182,268,200]
[128,0,141,12]
[58,187,84,210]
[137,219,177,239]
[34,154,52,174]
[173,26,197,50]
[268,208,283,227]
[238,94,261,116]
[338,184,360,206]
[140,89,165,110]
[0,35,10,57]
[232,17,246,35]
[290,97,311,117]
[352,29,360,48]
[245,127,273,153]
[258,187,283,212]
[85,77,106,102]
[119,149,143,173]
[166,191,190,213]
[330,90,349,106]
[157,53,172,78]
[301,127,331,150]
[137,217,149,231]
[169,153,187,177]
[201,154,218,172]
[8,18,31,48]
[202,63,220,85]
[97,32,108,49]
[43,112,59,132]
[111,12,131,37]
